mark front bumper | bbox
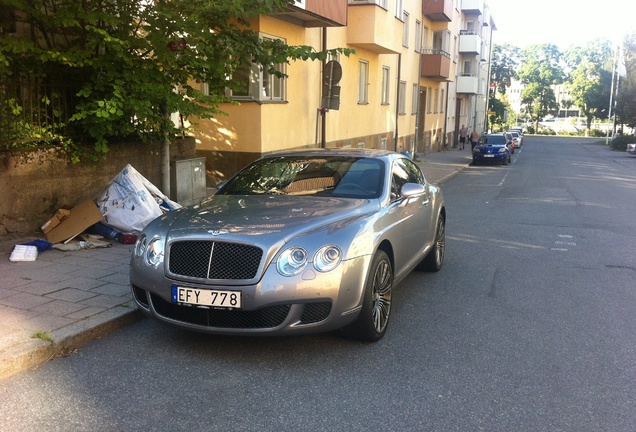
[473,152,507,163]
[130,255,371,336]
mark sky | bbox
[486,0,635,50]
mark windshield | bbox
[481,135,507,145]
[217,156,386,198]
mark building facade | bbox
[192,0,497,184]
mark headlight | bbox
[145,237,164,268]
[134,234,147,258]
[472,147,480,153]
[277,247,308,276]
[498,147,508,153]
[314,245,342,272]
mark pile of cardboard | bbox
[41,165,181,244]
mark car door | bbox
[387,158,433,278]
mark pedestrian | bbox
[459,124,468,150]
[470,129,480,150]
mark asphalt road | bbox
[1,136,635,432]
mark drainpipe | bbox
[321,27,327,148]
[484,24,494,133]
[443,81,450,150]
[415,41,423,155]
[394,53,401,151]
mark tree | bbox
[563,39,613,135]
[517,44,564,131]
[615,32,636,130]
[0,0,351,160]
[490,43,520,95]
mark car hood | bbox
[160,194,379,244]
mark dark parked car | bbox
[473,132,513,165]
[130,149,446,342]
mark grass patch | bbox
[31,331,54,343]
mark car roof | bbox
[265,148,399,159]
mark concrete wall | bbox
[0,137,196,236]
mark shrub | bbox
[609,134,636,151]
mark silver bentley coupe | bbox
[130,149,445,341]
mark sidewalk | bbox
[0,148,472,379]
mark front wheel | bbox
[418,214,446,272]
[340,250,393,342]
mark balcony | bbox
[461,0,484,16]
[458,31,481,55]
[420,49,451,80]
[422,0,452,22]
[275,0,348,27]
[347,2,401,54]
[457,74,479,94]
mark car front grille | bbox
[169,241,263,280]
[150,293,290,329]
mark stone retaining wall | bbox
[0,138,196,236]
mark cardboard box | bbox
[45,198,104,244]
[41,208,71,234]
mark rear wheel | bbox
[341,250,393,342]
[419,214,445,272]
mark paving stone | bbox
[0,292,55,310]
[91,283,132,297]
[64,306,107,320]
[45,288,99,302]
[30,299,90,317]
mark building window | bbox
[412,84,418,114]
[427,87,432,113]
[433,30,451,55]
[225,35,286,102]
[415,20,422,52]
[398,81,406,115]
[402,11,409,47]
[380,138,387,150]
[382,66,390,105]
[358,60,369,104]
[440,89,445,113]
[434,88,439,113]
[395,0,404,20]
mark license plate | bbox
[171,286,241,308]
[484,154,494,157]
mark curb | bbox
[0,304,141,380]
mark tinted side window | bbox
[391,158,425,199]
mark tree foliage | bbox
[0,0,352,158]
[490,43,520,95]
[563,39,613,131]
[615,32,636,129]
[517,44,564,129]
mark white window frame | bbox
[415,20,422,53]
[398,81,407,115]
[402,11,409,47]
[382,66,390,105]
[358,60,369,104]
[412,84,418,114]
[395,0,404,20]
[225,34,286,102]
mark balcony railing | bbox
[458,32,481,55]
[347,2,400,53]
[457,74,479,94]
[276,0,348,27]
[461,0,484,15]
[422,0,452,22]
[420,49,451,80]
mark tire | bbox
[503,155,509,165]
[341,250,393,342]
[418,214,446,272]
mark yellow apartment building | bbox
[193,0,496,185]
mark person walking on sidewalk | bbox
[470,129,480,151]
[459,125,468,150]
